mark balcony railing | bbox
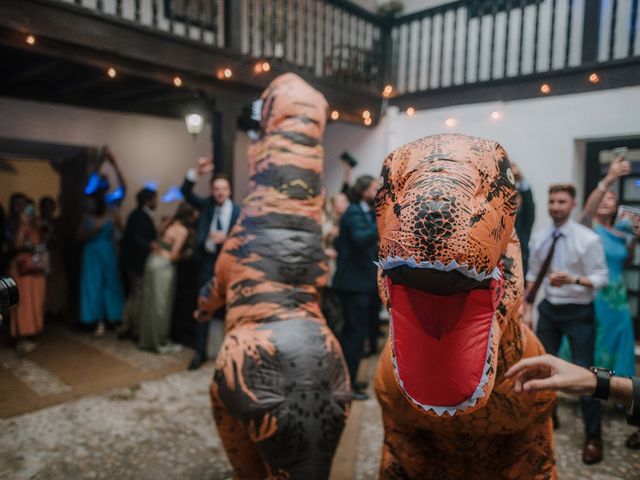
[391,0,640,95]
[59,0,385,92]
[48,0,640,96]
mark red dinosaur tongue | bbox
[388,275,503,410]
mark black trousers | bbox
[339,291,379,385]
[194,251,217,358]
[536,299,602,439]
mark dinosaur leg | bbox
[211,385,268,479]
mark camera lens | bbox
[0,276,19,311]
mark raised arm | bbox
[103,146,127,196]
[180,156,214,210]
[580,153,630,227]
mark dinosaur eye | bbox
[505,168,516,185]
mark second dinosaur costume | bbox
[374,133,557,479]
[197,73,350,479]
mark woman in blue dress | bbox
[579,153,639,448]
[79,147,126,336]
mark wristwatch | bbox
[589,367,615,400]
[574,276,581,286]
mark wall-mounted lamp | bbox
[185,113,204,138]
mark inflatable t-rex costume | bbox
[374,134,556,479]
[197,73,350,479]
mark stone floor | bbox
[2,364,640,479]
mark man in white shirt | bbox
[180,157,240,369]
[524,183,608,464]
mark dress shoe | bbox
[582,437,603,464]
[188,353,203,370]
[626,430,640,450]
[352,390,369,401]
[353,381,369,391]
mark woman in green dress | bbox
[139,203,196,354]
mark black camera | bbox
[0,276,19,312]
[340,151,358,168]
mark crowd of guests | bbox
[1,143,638,463]
[0,149,240,366]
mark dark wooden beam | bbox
[0,0,379,121]
[53,72,108,98]
[4,59,59,85]
[391,60,640,111]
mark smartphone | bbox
[612,146,628,159]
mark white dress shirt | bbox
[527,219,608,305]
[204,198,233,253]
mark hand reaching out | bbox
[505,354,597,396]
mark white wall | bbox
[324,85,640,233]
[0,96,212,220]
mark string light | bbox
[107,67,117,78]
[254,61,271,74]
[25,34,36,45]
[364,117,372,126]
[173,76,182,87]
[490,110,502,120]
[382,85,393,98]
[362,110,371,119]
[589,72,600,84]
[330,110,339,120]
[445,117,457,128]
[406,107,416,116]
[217,68,233,79]
[540,83,551,94]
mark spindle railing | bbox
[54,0,640,96]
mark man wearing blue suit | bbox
[333,175,380,401]
[181,157,240,370]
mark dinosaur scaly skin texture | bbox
[199,73,350,480]
[374,134,557,479]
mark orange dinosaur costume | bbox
[374,134,557,479]
[197,73,350,479]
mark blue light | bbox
[161,186,184,203]
[144,182,159,192]
[635,179,640,188]
[84,173,101,195]
[105,186,125,205]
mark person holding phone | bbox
[577,148,640,449]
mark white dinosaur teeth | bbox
[375,256,502,283]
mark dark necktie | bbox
[215,213,223,232]
[525,230,562,304]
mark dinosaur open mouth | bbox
[378,257,504,416]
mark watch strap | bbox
[590,367,613,400]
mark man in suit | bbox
[181,157,240,370]
[119,188,158,340]
[333,174,379,401]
